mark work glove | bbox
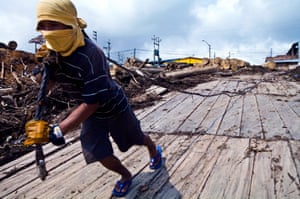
[24,120,65,146]
[24,120,49,145]
[49,124,66,146]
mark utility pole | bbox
[133,48,136,58]
[202,40,211,59]
[103,40,111,59]
[270,48,273,57]
[152,35,162,65]
[92,31,97,43]
[117,52,124,64]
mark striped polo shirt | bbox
[49,37,128,119]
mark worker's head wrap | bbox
[36,0,87,56]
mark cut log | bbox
[161,65,218,79]
[140,67,164,74]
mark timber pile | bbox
[0,47,39,164]
[0,48,37,139]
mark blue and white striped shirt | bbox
[50,38,128,119]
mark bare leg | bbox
[143,134,158,158]
[99,155,132,182]
[100,135,159,191]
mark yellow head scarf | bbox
[36,0,87,57]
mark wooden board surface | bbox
[1,73,300,199]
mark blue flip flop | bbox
[112,179,132,197]
[150,145,162,170]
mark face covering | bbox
[41,29,84,57]
[36,0,86,57]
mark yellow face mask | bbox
[41,29,81,57]
[36,0,86,57]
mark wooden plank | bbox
[153,182,181,199]
[166,135,228,199]
[0,148,36,179]
[236,78,259,95]
[288,99,300,117]
[146,93,200,133]
[256,94,288,139]
[289,140,300,177]
[177,95,218,133]
[249,139,275,199]
[199,137,252,199]
[256,82,285,96]
[135,91,177,119]
[256,82,271,95]
[141,92,191,132]
[177,81,222,133]
[198,81,238,135]
[240,94,263,138]
[272,98,300,140]
[0,140,83,198]
[129,134,204,199]
[9,154,87,199]
[155,81,221,133]
[250,139,300,198]
[141,81,220,133]
[281,81,300,96]
[271,81,288,96]
[217,95,243,136]
[257,80,296,96]
[269,140,300,198]
[0,135,78,180]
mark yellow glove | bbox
[24,120,50,145]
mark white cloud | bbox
[0,0,299,65]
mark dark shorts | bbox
[80,106,145,164]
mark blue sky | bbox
[0,0,299,64]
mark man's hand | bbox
[24,120,65,146]
[24,120,49,145]
[49,124,66,146]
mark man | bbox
[31,0,162,197]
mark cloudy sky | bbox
[0,0,299,64]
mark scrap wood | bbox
[11,71,22,86]
[108,57,141,84]
[0,88,13,96]
[137,58,149,69]
[140,67,164,74]
[145,85,168,96]
[161,64,218,79]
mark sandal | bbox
[149,145,162,170]
[112,179,132,197]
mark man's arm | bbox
[59,102,98,134]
